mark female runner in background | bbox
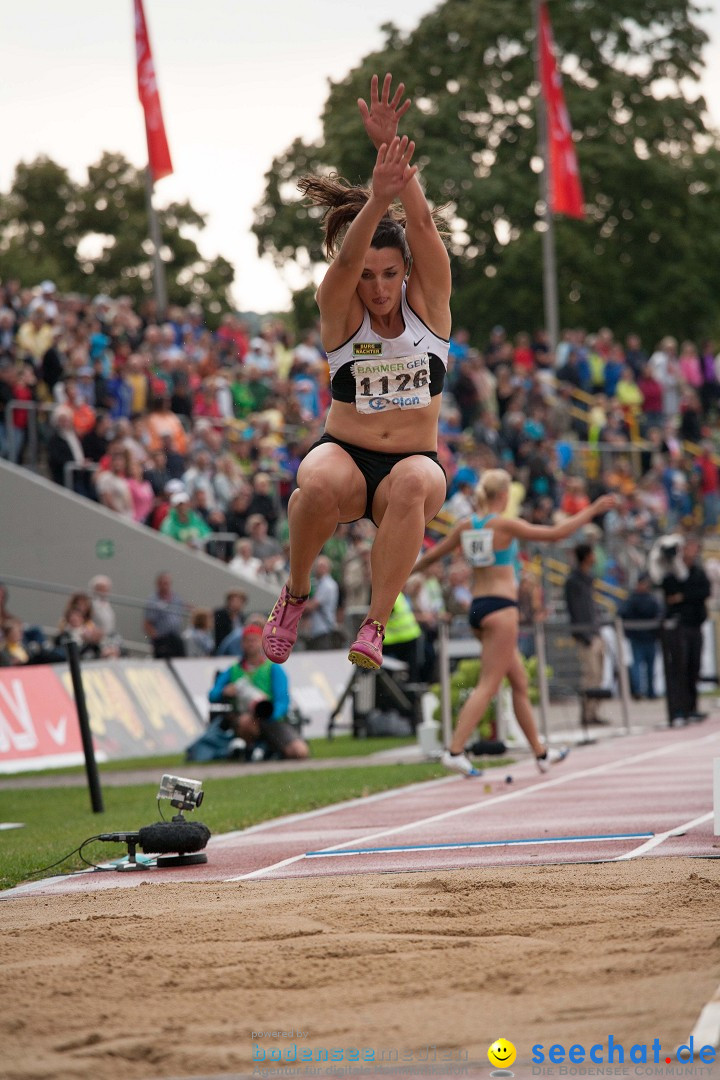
[415,469,615,775]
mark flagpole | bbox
[533,0,559,358]
[144,166,168,322]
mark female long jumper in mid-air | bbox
[262,74,452,671]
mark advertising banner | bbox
[0,666,83,771]
[0,660,204,772]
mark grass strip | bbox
[1,735,419,779]
[0,761,446,891]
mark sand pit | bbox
[3,858,720,1079]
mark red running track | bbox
[4,719,720,900]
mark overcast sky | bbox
[3,1,719,314]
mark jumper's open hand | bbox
[372,136,418,203]
[358,73,411,150]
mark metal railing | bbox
[3,400,55,469]
[433,613,719,750]
[200,532,238,561]
[63,460,98,490]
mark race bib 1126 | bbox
[352,352,431,415]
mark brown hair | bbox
[298,174,447,260]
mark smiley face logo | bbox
[488,1038,516,1069]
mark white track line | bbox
[690,984,720,1053]
[233,730,720,880]
[613,811,713,860]
[211,775,458,845]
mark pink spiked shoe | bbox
[348,618,385,670]
[262,584,308,663]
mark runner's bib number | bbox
[461,528,495,568]
[352,352,431,415]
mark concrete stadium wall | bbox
[0,459,277,644]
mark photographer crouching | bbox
[652,534,711,726]
[209,625,309,760]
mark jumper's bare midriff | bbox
[324,395,441,453]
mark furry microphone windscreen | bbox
[138,821,211,854]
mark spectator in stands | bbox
[143,572,187,658]
[7,365,36,464]
[127,458,155,523]
[618,573,660,700]
[247,472,280,535]
[94,448,134,517]
[445,467,478,519]
[560,476,591,517]
[1,619,30,666]
[228,538,263,584]
[247,513,283,564]
[213,454,246,512]
[625,333,648,377]
[144,448,171,497]
[208,624,309,760]
[213,589,248,654]
[650,336,681,419]
[183,450,217,508]
[698,442,720,530]
[182,609,215,657]
[160,490,212,547]
[564,543,608,725]
[46,404,89,491]
[145,394,188,456]
[660,535,711,724]
[305,555,341,649]
[89,575,123,657]
[81,413,112,464]
[16,306,54,366]
[0,360,15,457]
[679,388,703,444]
[159,431,186,479]
[700,340,720,417]
[57,593,103,658]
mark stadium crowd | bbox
[1,276,720,670]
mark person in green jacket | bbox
[160,491,212,548]
[209,625,309,760]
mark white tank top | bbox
[327,284,449,414]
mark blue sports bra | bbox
[471,513,521,579]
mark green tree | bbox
[253,0,720,345]
[0,152,234,321]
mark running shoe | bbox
[535,745,569,774]
[348,618,385,669]
[441,750,482,777]
[262,584,308,664]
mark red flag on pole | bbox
[134,0,173,183]
[538,2,584,219]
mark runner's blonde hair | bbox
[474,469,511,514]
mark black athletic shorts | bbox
[307,432,446,525]
[468,596,519,630]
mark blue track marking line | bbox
[305,832,654,858]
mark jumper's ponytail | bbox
[298,173,448,259]
[298,174,407,258]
